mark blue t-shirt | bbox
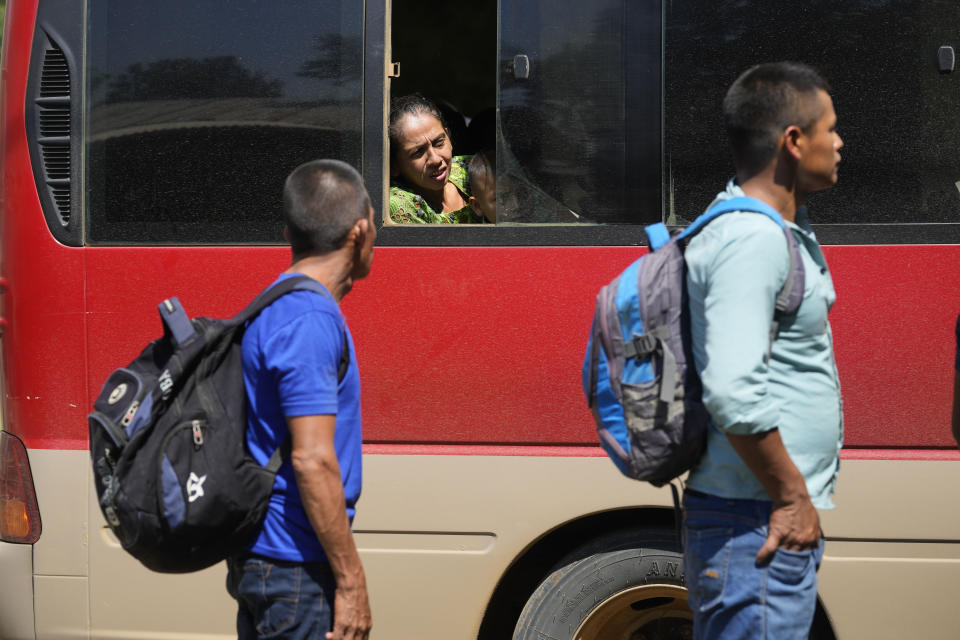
[241,274,363,562]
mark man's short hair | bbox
[723,62,831,176]
[283,159,371,256]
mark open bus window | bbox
[84,0,363,245]
[389,0,662,226]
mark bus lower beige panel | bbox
[87,480,235,639]
[355,454,674,638]
[819,541,960,640]
[33,575,88,640]
[48,448,960,639]
[30,450,89,576]
[819,459,960,539]
[0,542,37,640]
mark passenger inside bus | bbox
[387,94,484,224]
[468,149,496,223]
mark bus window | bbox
[84,0,364,245]
[664,1,960,227]
[499,0,662,226]
[389,0,661,227]
[387,0,496,225]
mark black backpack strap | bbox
[236,275,350,380]
[231,275,321,326]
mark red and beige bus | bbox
[2,0,960,638]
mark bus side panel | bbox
[823,245,960,448]
[0,541,36,640]
[1,0,87,453]
[819,460,960,639]
[87,465,235,640]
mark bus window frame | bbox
[373,221,960,248]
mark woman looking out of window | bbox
[387,94,484,224]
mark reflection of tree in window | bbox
[107,56,282,102]
[297,34,363,88]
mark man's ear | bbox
[783,125,804,161]
[349,217,370,248]
[283,226,291,243]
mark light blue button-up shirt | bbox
[684,181,843,509]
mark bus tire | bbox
[512,528,691,640]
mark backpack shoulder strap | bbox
[239,275,351,382]
[679,195,786,242]
[678,195,806,341]
[232,275,324,325]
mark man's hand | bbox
[327,583,372,640]
[756,495,821,564]
[726,429,821,564]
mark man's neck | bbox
[284,252,354,302]
[738,171,805,224]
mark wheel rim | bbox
[573,584,693,640]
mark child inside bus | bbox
[467,149,496,223]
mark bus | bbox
[2,0,960,638]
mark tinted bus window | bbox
[498,0,661,226]
[491,0,960,230]
[85,0,363,245]
[665,0,960,225]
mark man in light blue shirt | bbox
[682,62,844,640]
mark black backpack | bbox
[88,276,348,573]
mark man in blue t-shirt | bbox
[227,159,375,640]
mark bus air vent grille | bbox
[40,45,69,97]
[41,146,70,180]
[39,108,70,137]
[35,38,72,227]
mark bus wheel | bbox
[512,530,691,640]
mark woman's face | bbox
[391,112,453,194]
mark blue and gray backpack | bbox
[583,196,806,486]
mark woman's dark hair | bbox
[723,62,831,177]
[283,159,371,257]
[388,93,448,152]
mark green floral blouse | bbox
[388,155,484,224]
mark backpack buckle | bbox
[626,334,658,359]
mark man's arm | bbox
[726,429,821,564]
[288,415,371,640]
[688,215,818,562]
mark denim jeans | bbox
[682,491,824,640]
[226,552,336,640]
